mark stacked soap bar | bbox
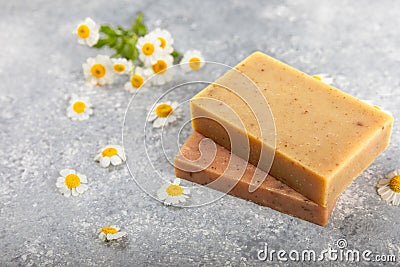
[174,51,393,225]
[190,52,393,207]
[175,132,337,226]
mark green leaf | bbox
[113,38,125,54]
[171,50,183,64]
[107,35,118,48]
[136,24,147,36]
[120,44,132,60]
[136,12,143,24]
[116,26,129,36]
[131,12,147,36]
[100,25,117,36]
[92,38,108,48]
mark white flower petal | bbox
[381,190,394,202]
[78,174,88,184]
[100,157,111,168]
[392,193,400,206]
[71,188,79,197]
[167,115,177,125]
[60,169,75,177]
[56,176,65,184]
[108,231,127,240]
[118,151,126,162]
[147,112,158,122]
[177,195,188,203]
[377,185,390,195]
[169,197,181,205]
[173,178,181,185]
[94,153,102,161]
[56,181,65,188]
[58,185,70,195]
[110,155,122,166]
[377,178,391,187]
[157,189,169,201]
[62,189,72,197]
[153,118,166,128]
[76,184,88,194]
[99,232,107,241]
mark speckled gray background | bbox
[1,0,400,266]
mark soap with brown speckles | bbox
[190,51,393,207]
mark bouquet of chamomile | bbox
[73,12,205,92]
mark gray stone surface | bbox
[1,0,400,266]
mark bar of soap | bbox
[191,51,393,207]
[174,132,336,226]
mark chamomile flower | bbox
[312,73,334,85]
[111,58,133,75]
[136,34,162,66]
[66,95,93,121]
[180,50,205,72]
[149,55,174,86]
[362,100,393,116]
[94,145,126,168]
[377,169,400,206]
[157,178,190,205]
[73,17,100,47]
[149,28,174,54]
[124,67,152,93]
[82,55,114,86]
[56,169,88,197]
[98,226,127,242]
[147,101,183,128]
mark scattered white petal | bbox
[147,101,182,129]
[95,145,126,168]
[377,169,400,206]
[66,95,93,121]
[56,169,88,197]
[73,17,100,47]
[180,50,205,72]
[136,34,163,66]
[156,178,190,206]
[98,226,127,242]
[82,55,114,86]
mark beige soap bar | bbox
[174,132,337,226]
[191,51,393,207]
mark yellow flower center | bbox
[142,43,155,56]
[90,64,106,78]
[389,175,400,193]
[166,184,183,196]
[152,60,168,74]
[101,226,118,235]
[158,37,167,49]
[130,74,144,89]
[313,75,322,81]
[102,147,118,157]
[64,174,81,189]
[77,24,90,39]
[155,103,173,118]
[72,101,86,114]
[113,63,126,73]
[189,57,201,70]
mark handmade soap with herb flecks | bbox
[190,51,393,207]
[174,132,337,226]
